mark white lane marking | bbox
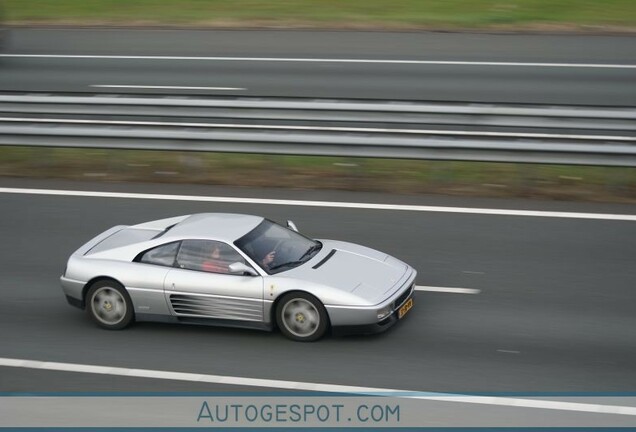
[1,357,635,416]
[1,117,633,142]
[1,54,635,69]
[91,85,246,91]
[415,286,480,294]
[1,187,635,221]
[497,349,521,354]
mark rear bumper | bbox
[60,275,85,308]
[65,294,85,309]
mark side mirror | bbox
[228,262,258,276]
[287,220,299,232]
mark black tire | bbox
[276,292,329,342]
[85,280,134,330]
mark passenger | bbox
[201,244,229,274]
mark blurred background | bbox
[1,0,636,409]
[3,0,636,29]
[0,0,634,201]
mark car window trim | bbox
[175,239,259,277]
[134,240,182,268]
[235,219,318,275]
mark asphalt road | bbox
[1,178,635,395]
[1,28,635,105]
[1,28,635,427]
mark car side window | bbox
[137,241,180,267]
[177,240,249,275]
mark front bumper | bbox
[332,310,403,336]
[328,284,415,336]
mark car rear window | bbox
[86,228,158,254]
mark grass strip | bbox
[4,0,636,30]
[1,146,634,203]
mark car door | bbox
[164,239,264,322]
[131,241,181,316]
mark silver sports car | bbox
[61,213,416,341]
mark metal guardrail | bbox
[0,94,635,166]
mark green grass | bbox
[1,147,635,203]
[4,0,636,29]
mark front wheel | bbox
[276,292,329,342]
[86,280,134,330]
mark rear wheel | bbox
[276,292,328,342]
[86,280,133,330]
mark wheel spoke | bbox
[306,310,318,326]
[281,297,321,338]
[91,286,127,326]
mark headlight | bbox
[377,305,392,320]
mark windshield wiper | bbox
[269,242,323,272]
[299,242,322,261]
[269,260,305,272]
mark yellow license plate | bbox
[398,298,413,319]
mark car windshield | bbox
[235,220,322,274]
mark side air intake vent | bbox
[170,294,216,316]
[169,294,260,320]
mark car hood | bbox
[284,239,410,304]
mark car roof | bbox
[163,213,264,243]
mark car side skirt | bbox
[136,313,273,332]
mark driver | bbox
[260,250,276,270]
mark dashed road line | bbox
[415,286,481,295]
